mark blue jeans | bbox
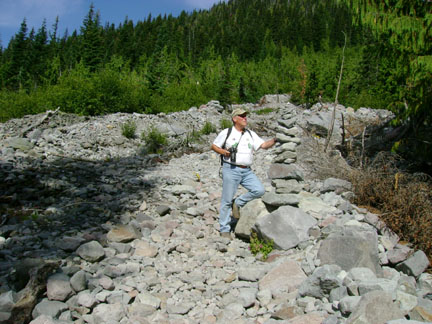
[219,163,265,233]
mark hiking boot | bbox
[232,200,241,219]
[220,232,231,239]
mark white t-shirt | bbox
[213,127,264,166]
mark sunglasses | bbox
[237,114,248,118]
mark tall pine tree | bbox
[80,4,104,71]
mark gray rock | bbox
[235,199,268,239]
[70,270,87,292]
[258,260,307,297]
[321,178,352,194]
[76,241,105,262]
[29,314,67,324]
[318,228,382,276]
[347,267,377,282]
[278,117,297,129]
[276,125,300,137]
[166,301,194,315]
[273,150,297,163]
[128,302,157,318]
[237,267,265,282]
[396,250,430,277]
[92,303,126,324]
[256,289,272,306]
[298,264,343,298]
[155,205,171,216]
[417,273,432,297]
[387,244,413,264]
[267,164,304,181]
[254,205,317,250]
[408,297,432,322]
[262,192,300,207]
[238,288,257,308]
[304,110,342,140]
[329,286,349,302]
[357,278,398,297]
[339,296,362,316]
[56,236,85,252]
[0,290,17,312]
[32,298,68,319]
[298,191,338,218]
[135,292,161,309]
[76,290,98,308]
[47,273,73,302]
[275,133,298,144]
[6,137,35,151]
[106,225,141,243]
[272,179,304,194]
[165,184,196,195]
[346,291,405,324]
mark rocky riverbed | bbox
[0,95,431,324]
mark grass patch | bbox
[255,107,274,115]
[121,120,137,139]
[220,118,232,130]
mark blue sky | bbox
[0,0,225,47]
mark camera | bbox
[228,147,237,163]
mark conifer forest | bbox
[0,0,430,167]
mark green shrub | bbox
[249,231,274,260]
[200,121,217,135]
[141,126,168,154]
[256,108,274,115]
[121,120,137,139]
[220,118,232,130]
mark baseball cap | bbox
[231,108,249,118]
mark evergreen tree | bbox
[80,4,104,71]
[346,0,432,168]
[29,20,49,87]
[6,19,31,89]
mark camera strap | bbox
[220,127,233,166]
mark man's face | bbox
[234,113,248,126]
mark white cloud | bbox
[184,0,227,10]
[0,0,83,28]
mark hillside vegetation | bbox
[0,0,430,167]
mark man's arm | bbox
[260,138,276,150]
[211,143,231,157]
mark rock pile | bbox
[0,96,430,324]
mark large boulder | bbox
[318,227,382,276]
[254,205,317,250]
[234,199,268,239]
[346,291,405,324]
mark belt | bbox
[223,162,250,169]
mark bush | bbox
[141,126,168,154]
[300,136,432,263]
[349,154,432,261]
[121,120,137,139]
[219,118,232,130]
[249,231,274,260]
[200,121,217,135]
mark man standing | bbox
[211,108,276,238]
